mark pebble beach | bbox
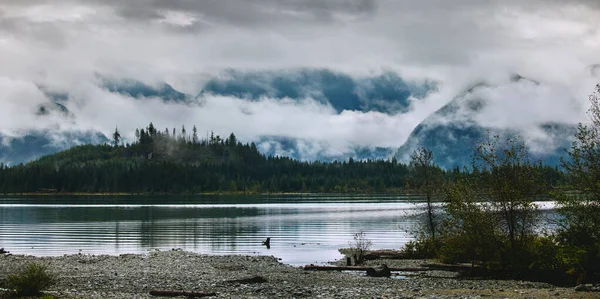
[0,250,596,298]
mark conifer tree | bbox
[112,127,121,147]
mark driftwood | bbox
[304,263,479,272]
[226,276,268,284]
[362,250,407,260]
[303,265,428,272]
[149,290,216,297]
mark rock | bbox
[366,264,391,278]
[575,284,589,292]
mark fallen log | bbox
[303,265,429,272]
[226,276,268,284]
[362,250,408,260]
[149,290,216,297]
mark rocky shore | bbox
[0,250,596,298]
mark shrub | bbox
[7,263,55,297]
[401,238,437,259]
[519,235,570,285]
[348,231,372,264]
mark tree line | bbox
[0,123,566,194]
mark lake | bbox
[0,195,429,265]
[0,195,557,266]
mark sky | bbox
[0,0,599,160]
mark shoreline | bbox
[0,192,421,197]
[0,250,594,299]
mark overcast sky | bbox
[0,0,599,159]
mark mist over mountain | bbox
[200,69,435,113]
[0,88,108,165]
[0,71,588,167]
[0,131,107,166]
[0,1,599,166]
[256,135,395,162]
[396,75,578,168]
[101,79,189,103]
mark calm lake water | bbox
[0,195,557,265]
[0,195,428,265]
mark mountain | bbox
[1,78,194,165]
[200,69,435,113]
[0,70,580,166]
[255,135,395,162]
[396,76,574,168]
[0,131,108,166]
[0,88,108,166]
[101,79,189,103]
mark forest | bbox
[0,122,564,194]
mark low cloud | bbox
[0,0,599,162]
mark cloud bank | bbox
[0,0,599,162]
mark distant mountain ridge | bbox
[0,70,581,167]
[395,75,574,168]
[199,69,436,113]
[101,78,189,103]
[0,131,108,166]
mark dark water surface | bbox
[0,195,429,265]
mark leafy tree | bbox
[409,147,443,256]
[436,135,546,277]
[558,84,600,282]
[473,135,543,259]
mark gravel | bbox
[0,250,596,298]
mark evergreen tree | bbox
[192,126,198,144]
[181,125,187,142]
[112,127,121,147]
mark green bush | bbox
[401,238,438,259]
[518,236,569,285]
[556,226,600,284]
[7,263,55,297]
[348,231,372,264]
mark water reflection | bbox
[0,196,421,265]
[0,196,557,265]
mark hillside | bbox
[0,123,416,194]
[396,76,575,168]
